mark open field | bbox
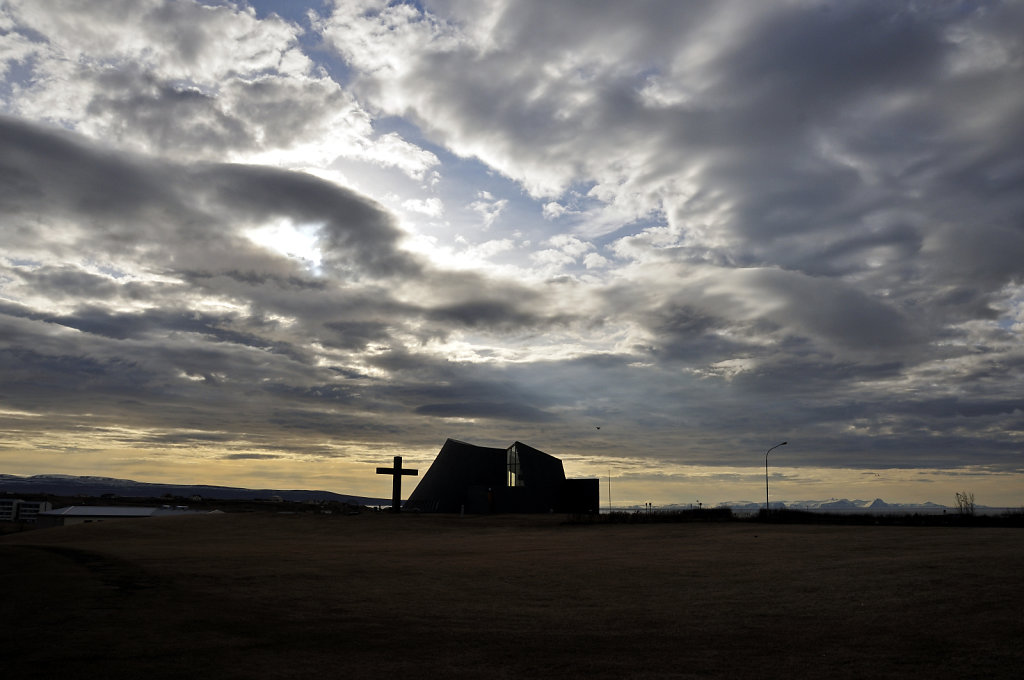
[3,513,1023,679]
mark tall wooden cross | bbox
[376,455,418,512]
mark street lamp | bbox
[764,441,787,516]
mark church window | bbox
[507,445,523,487]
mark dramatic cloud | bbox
[1,1,1022,505]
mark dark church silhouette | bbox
[405,438,600,514]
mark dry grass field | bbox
[2,512,1022,679]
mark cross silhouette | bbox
[376,455,418,512]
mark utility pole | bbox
[764,441,787,515]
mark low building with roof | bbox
[36,505,199,527]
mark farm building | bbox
[36,505,201,527]
[405,439,599,514]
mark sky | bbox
[1,0,1023,508]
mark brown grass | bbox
[3,513,1023,679]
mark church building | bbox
[405,438,599,514]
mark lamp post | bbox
[764,441,787,516]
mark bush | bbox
[955,491,976,516]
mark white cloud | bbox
[467,193,508,229]
[546,234,592,259]
[542,201,568,220]
[2,0,438,180]
[353,131,440,180]
[8,0,307,81]
[402,197,445,217]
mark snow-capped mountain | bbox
[715,498,950,512]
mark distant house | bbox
[405,439,600,514]
[0,499,52,522]
[36,505,198,527]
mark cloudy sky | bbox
[2,0,1023,507]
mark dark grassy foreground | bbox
[2,513,1022,679]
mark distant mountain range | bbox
[714,498,951,513]
[635,498,956,513]
[0,473,388,506]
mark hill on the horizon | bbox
[712,498,951,512]
[0,473,388,506]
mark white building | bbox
[0,499,53,522]
[36,505,197,527]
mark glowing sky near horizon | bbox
[1,0,1023,507]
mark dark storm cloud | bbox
[639,302,751,363]
[716,3,947,129]
[426,299,553,331]
[181,269,328,291]
[697,3,1024,295]
[778,221,922,279]
[747,268,927,353]
[0,116,176,226]
[58,306,302,357]
[264,407,407,437]
[348,349,567,426]
[0,118,405,419]
[86,67,252,156]
[192,162,422,278]
[1,296,288,350]
[731,355,907,397]
[0,342,161,407]
[10,265,122,300]
[415,401,557,423]
[0,116,421,277]
[320,319,392,351]
[896,397,1024,421]
[261,381,361,405]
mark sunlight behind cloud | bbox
[244,219,324,272]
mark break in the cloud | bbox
[1,0,1022,506]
